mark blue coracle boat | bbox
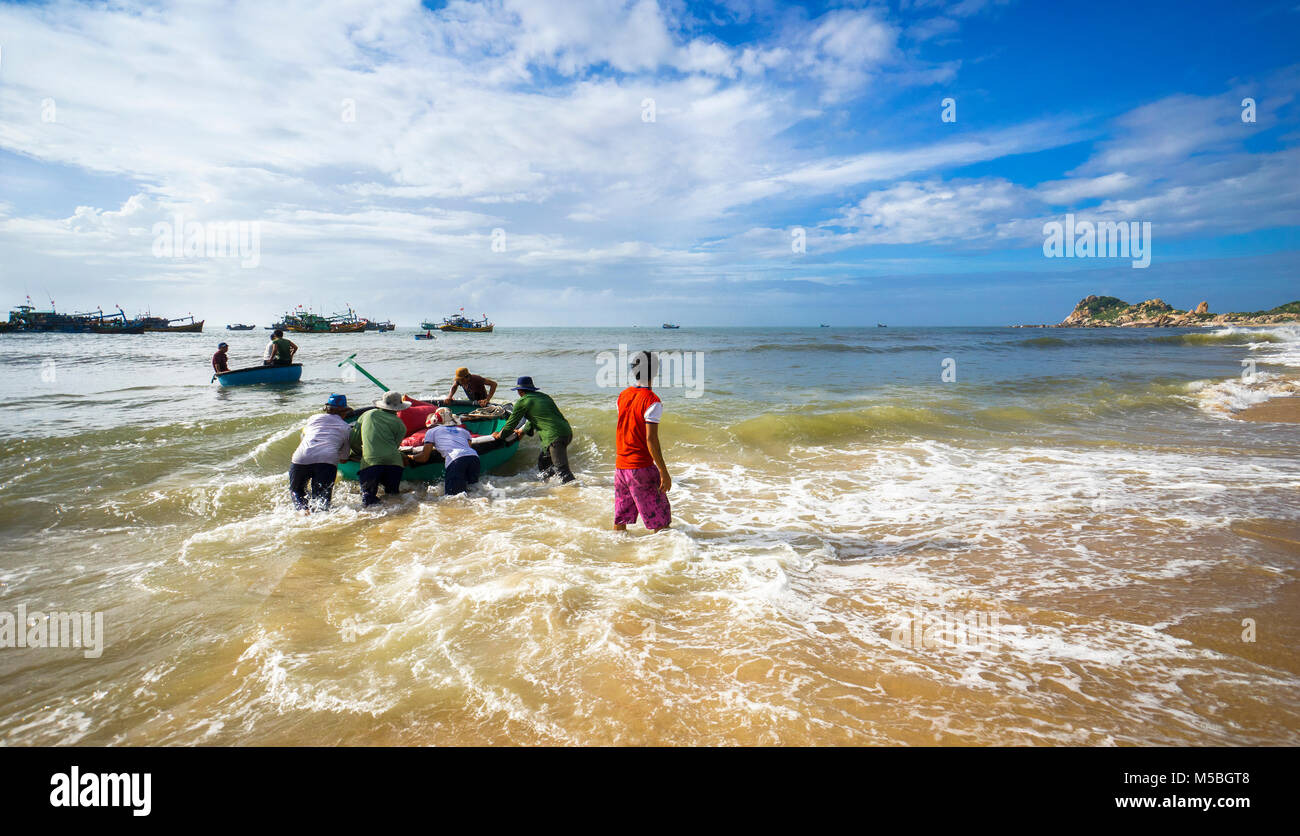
[214,364,304,386]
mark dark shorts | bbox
[358,464,403,506]
[444,454,481,496]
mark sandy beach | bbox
[1236,395,1300,424]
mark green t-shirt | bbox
[358,408,407,468]
[499,391,572,448]
[273,338,293,364]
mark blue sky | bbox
[0,0,1297,325]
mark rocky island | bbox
[1016,296,1300,328]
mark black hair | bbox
[630,350,657,386]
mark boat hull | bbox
[438,324,494,332]
[144,320,204,333]
[337,410,520,482]
[215,364,304,386]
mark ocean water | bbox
[0,325,1297,745]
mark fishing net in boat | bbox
[462,403,512,422]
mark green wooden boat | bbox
[336,401,522,482]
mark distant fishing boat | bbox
[213,363,303,386]
[662,323,680,329]
[877,323,887,328]
[413,331,436,340]
[226,323,255,330]
[280,306,368,333]
[365,320,395,332]
[140,314,204,333]
[427,309,493,332]
[5,301,142,333]
[820,323,829,328]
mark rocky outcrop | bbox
[1055,296,1300,327]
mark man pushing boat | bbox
[288,394,353,512]
[356,390,411,506]
[492,376,575,483]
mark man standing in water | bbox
[614,351,671,532]
[263,329,298,366]
[357,390,411,506]
[288,394,353,512]
[492,376,575,483]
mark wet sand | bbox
[1236,396,1300,424]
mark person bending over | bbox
[492,376,575,483]
[288,393,352,511]
[357,390,410,506]
[443,366,498,407]
[406,407,481,496]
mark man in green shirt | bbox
[493,376,575,483]
[263,329,298,366]
[357,390,411,506]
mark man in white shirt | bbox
[288,394,353,511]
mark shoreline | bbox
[1234,395,1300,424]
[1011,321,1300,329]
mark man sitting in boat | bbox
[262,330,298,366]
[212,342,230,374]
[404,408,481,496]
[442,366,497,407]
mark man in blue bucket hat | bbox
[493,376,576,483]
[287,393,354,512]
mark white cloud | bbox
[0,1,1294,324]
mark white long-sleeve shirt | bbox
[291,413,352,465]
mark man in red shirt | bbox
[212,342,230,374]
[614,351,671,531]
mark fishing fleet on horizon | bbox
[0,297,497,336]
